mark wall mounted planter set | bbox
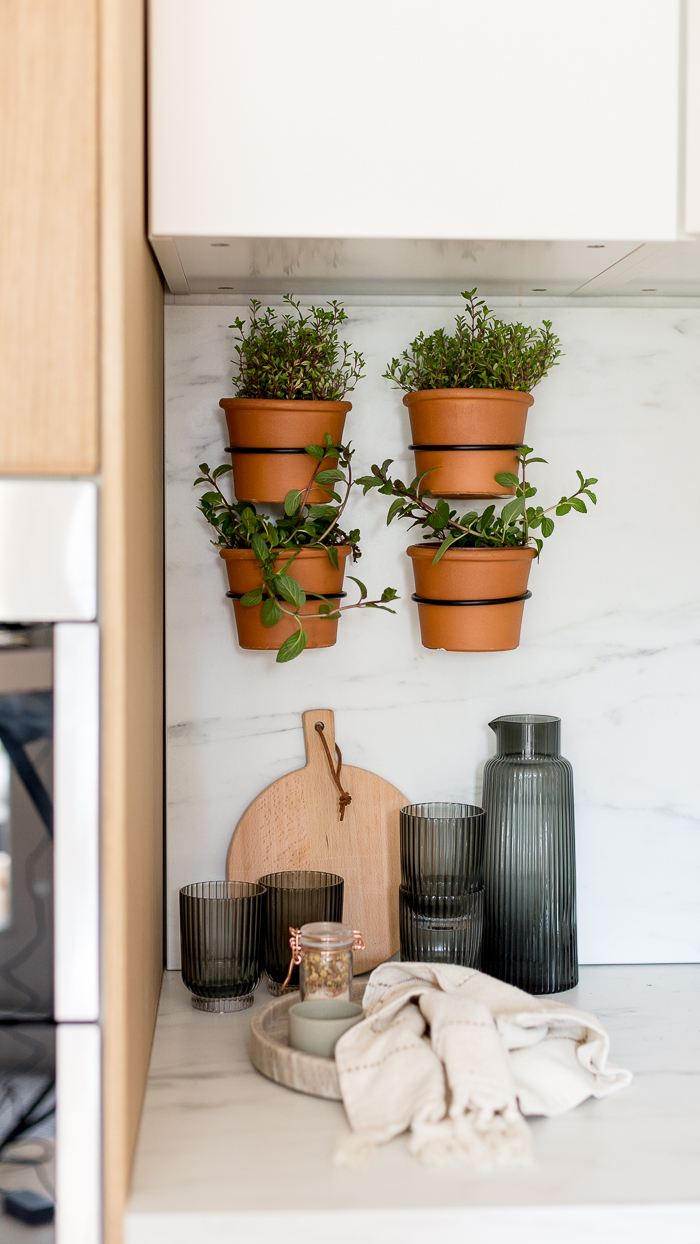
[195,294,594,660]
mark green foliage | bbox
[194,439,397,663]
[230,294,364,400]
[357,447,597,562]
[383,290,563,393]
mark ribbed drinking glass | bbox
[258,871,344,995]
[482,714,578,994]
[179,881,265,1012]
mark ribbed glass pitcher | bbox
[482,714,578,994]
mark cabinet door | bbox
[150,0,680,244]
[0,0,98,475]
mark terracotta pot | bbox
[404,389,534,499]
[411,446,521,499]
[220,546,350,651]
[220,398,351,503]
[407,544,536,652]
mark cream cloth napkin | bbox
[334,962,632,1168]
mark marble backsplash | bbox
[165,301,700,968]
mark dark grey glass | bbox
[258,871,344,995]
[400,802,485,895]
[179,881,265,1012]
[399,803,485,967]
[482,714,578,995]
[400,887,483,966]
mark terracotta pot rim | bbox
[219,545,351,561]
[220,397,352,413]
[407,544,537,562]
[402,389,534,408]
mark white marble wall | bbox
[166,301,700,968]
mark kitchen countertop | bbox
[125,965,700,1244]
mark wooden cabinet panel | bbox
[0,0,98,474]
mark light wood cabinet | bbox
[0,0,99,475]
[0,4,164,1243]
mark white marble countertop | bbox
[125,965,700,1244]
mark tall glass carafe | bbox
[482,714,577,994]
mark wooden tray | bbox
[249,982,366,1101]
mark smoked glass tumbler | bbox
[399,803,485,967]
[179,881,265,1012]
[482,714,578,995]
[258,871,344,995]
[400,803,485,898]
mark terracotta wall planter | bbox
[220,398,351,503]
[407,544,536,652]
[404,389,534,499]
[220,546,350,651]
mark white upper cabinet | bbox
[149,0,691,291]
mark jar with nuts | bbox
[287,922,366,1002]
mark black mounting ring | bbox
[411,591,532,607]
[226,590,347,600]
[408,444,521,451]
[225,446,311,454]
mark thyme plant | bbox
[384,290,562,392]
[230,294,364,400]
[195,439,397,662]
[357,448,597,562]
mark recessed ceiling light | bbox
[211,242,230,247]
[641,288,657,292]
[587,244,605,248]
[531,288,547,292]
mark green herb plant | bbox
[357,447,597,563]
[195,439,398,663]
[384,290,562,393]
[230,294,364,400]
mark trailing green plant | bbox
[383,290,562,393]
[230,294,364,400]
[357,447,597,562]
[195,439,398,662]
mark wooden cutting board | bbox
[226,709,408,973]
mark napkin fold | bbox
[334,962,631,1168]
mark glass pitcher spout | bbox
[489,713,561,758]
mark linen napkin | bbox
[334,962,631,1168]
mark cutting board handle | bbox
[302,708,336,769]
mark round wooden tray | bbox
[250,982,366,1101]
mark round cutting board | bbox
[227,709,408,973]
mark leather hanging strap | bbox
[315,721,352,821]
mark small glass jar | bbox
[288,922,365,1002]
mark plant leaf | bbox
[494,472,519,487]
[541,516,555,538]
[314,469,345,484]
[276,576,306,608]
[261,597,284,627]
[276,628,308,663]
[284,489,303,516]
[326,546,339,570]
[240,588,263,607]
[432,534,459,564]
[348,575,367,600]
[500,495,525,525]
[570,497,587,513]
[251,534,268,561]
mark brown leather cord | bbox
[315,722,352,821]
